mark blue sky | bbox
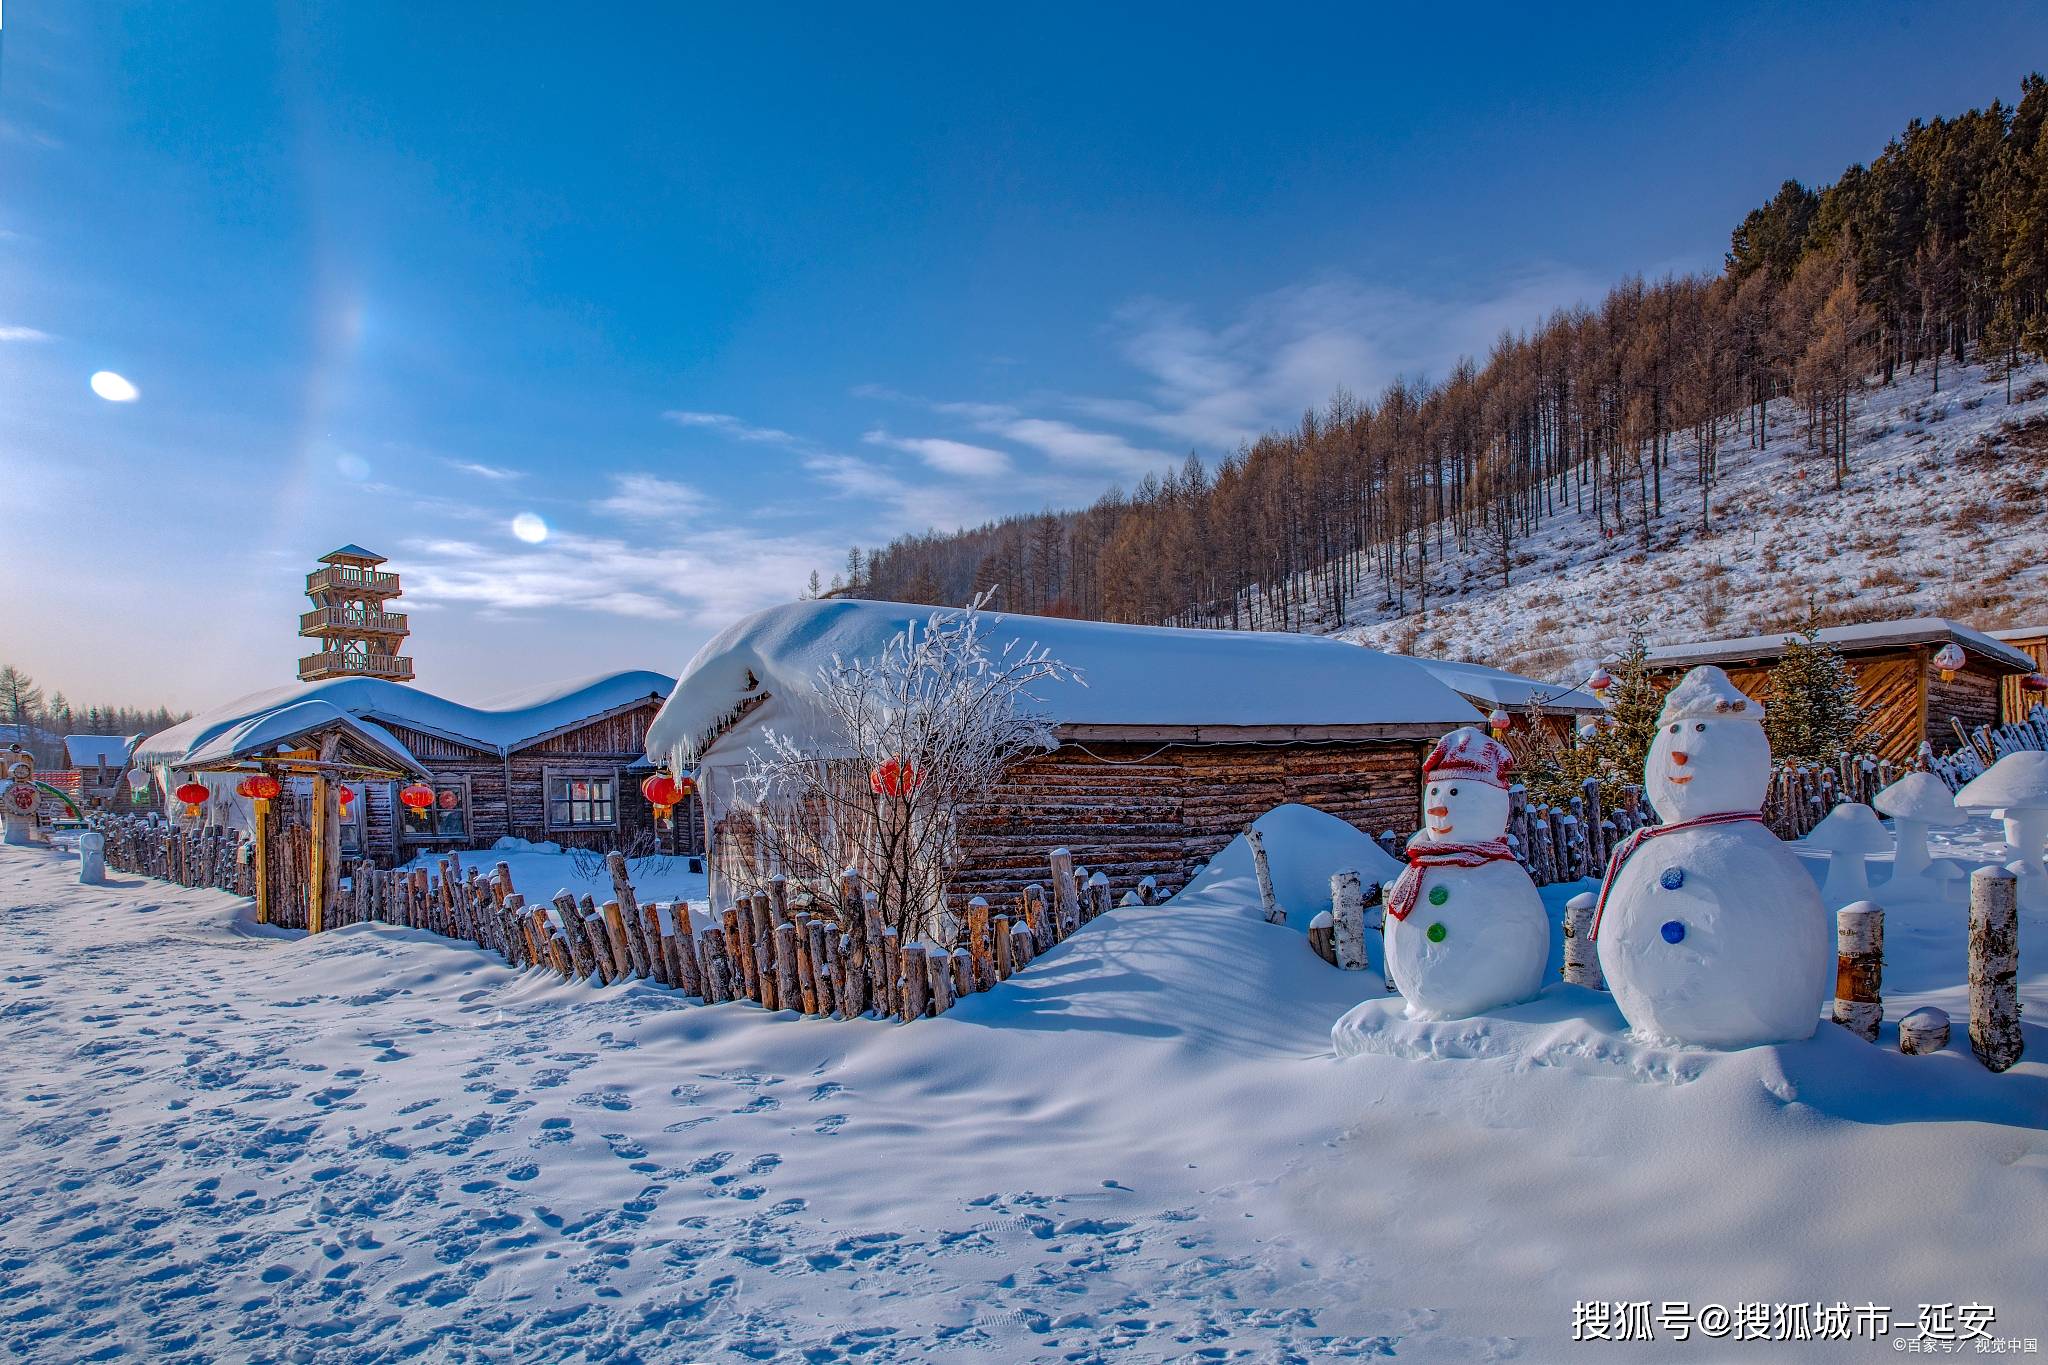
[3,2,2042,709]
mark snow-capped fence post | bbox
[1968,867,2022,1072]
[926,947,954,1014]
[1137,875,1158,905]
[1007,919,1035,974]
[1087,872,1111,921]
[1307,912,1336,964]
[966,896,992,984]
[669,902,704,998]
[992,913,1014,978]
[580,896,616,983]
[551,891,595,979]
[1024,883,1051,953]
[807,917,832,1015]
[1330,870,1367,972]
[1899,1006,1950,1055]
[1562,892,1603,990]
[700,931,734,1002]
[78,831,105,885]
[1244,827,1284,924]
[773,921,801,1013]
[899,943,929,1021]
[1048,850,1081,935]
[1831,901,1884,1042]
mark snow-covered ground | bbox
[1315,360,2048,681]
[2,807,2044,1361]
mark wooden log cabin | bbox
[133,671,696,864]
[1990,625,2048,724]
[1642,618,2036,763]
[641,599,1480,911]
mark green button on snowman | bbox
[1383,727,1549,1019]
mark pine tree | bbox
[0,666,43,728]
[1519,616,1663,808]
[1763,616,1872,763]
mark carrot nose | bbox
[1672,752,1689,766]
[1428,805,1449,817]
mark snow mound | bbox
[1333,986,1712,1087]
[1174,803,1404,930]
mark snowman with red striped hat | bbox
[1592,666,1829,1047]
[1384,727,1549,1019]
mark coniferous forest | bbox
[833,77,2048,631]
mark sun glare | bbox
[90,370,140,402]
[511,512,548,543]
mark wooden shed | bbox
[1989,625,2048,724]
[1642,618,2036,763]
[134,670,694,865]
[643,599,1479,911]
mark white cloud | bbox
[445,459,524,482]
[661,410,800,446]
[862,429,1012,479]
[0,325,51,342]
[592,473,707,523]
[400,524,839,628]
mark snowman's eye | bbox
[1448,787,1458,796]
[1694,723,1706,733]
[1428,786,1438,796]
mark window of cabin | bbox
[400,779,469,839]
[338,782,364,855]
[546,771,618,830]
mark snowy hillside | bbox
[1317,360,2048,682]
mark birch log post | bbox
[580,897,616,984]
[1898,1006,1950,1055]
[1330,870,1367,971]
[1831,901,1884,1042]
[1245,827,1284,924]
[1562,892,1603,989]
[1968,867,2022,1072]
[701,934,733,1003]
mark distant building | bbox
[61,733,143,807]
[1399,656,1606,750]
[1989,626,2047,724]
[1643,618,2035,763]
[299,545,414,683]
[134,672,692,863]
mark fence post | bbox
[1244,827,1284,924]
[1330,870,1367,971]
[1563,891,1603,989]
[1831,901,1883,1042]
[1968,867,2022,1072]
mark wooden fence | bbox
[84,817,1151,1023]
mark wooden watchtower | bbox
[298,545,415,682]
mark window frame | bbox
[544,765,620,832]
[398,775,471,842]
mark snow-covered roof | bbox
[134,670,676,770]
[1989,625,2048,644]
[62,734,137,768]
[1644,618,2035,673]
[1398,656,1606,715]
[644,599,1478,767]
[320,544,386,564]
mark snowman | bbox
[1383,727,1549,1019]
[1591,666,1829,1048]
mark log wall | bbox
[1998,633,2046,723]
[950,738,1426,905]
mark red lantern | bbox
[641,773,682,815]
[246,773,281,801]
[338,785,356,806]
[1587,666,1612,698]
[399,783,435,811]
[1933,642,1966,683]
[2022,672,2047,694]
[174,781,210,819]
[1488,708,1512,740]
[235,776,260,799]
[436,789,459,810]
[870,756,923,798]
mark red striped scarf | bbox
[1386,839,1518,922]
[1588,809,1765,938]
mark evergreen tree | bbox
[0,666,43,728]
[1519,616,1664,809]
[1763,616,1873,764]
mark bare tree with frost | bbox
[739,593,1080,942]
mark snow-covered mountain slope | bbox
[1317,360,2048,683]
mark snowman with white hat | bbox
[1591,665,1830,1047]
[1383,726,1549,1019]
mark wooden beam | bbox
[1052,722,1459,744]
